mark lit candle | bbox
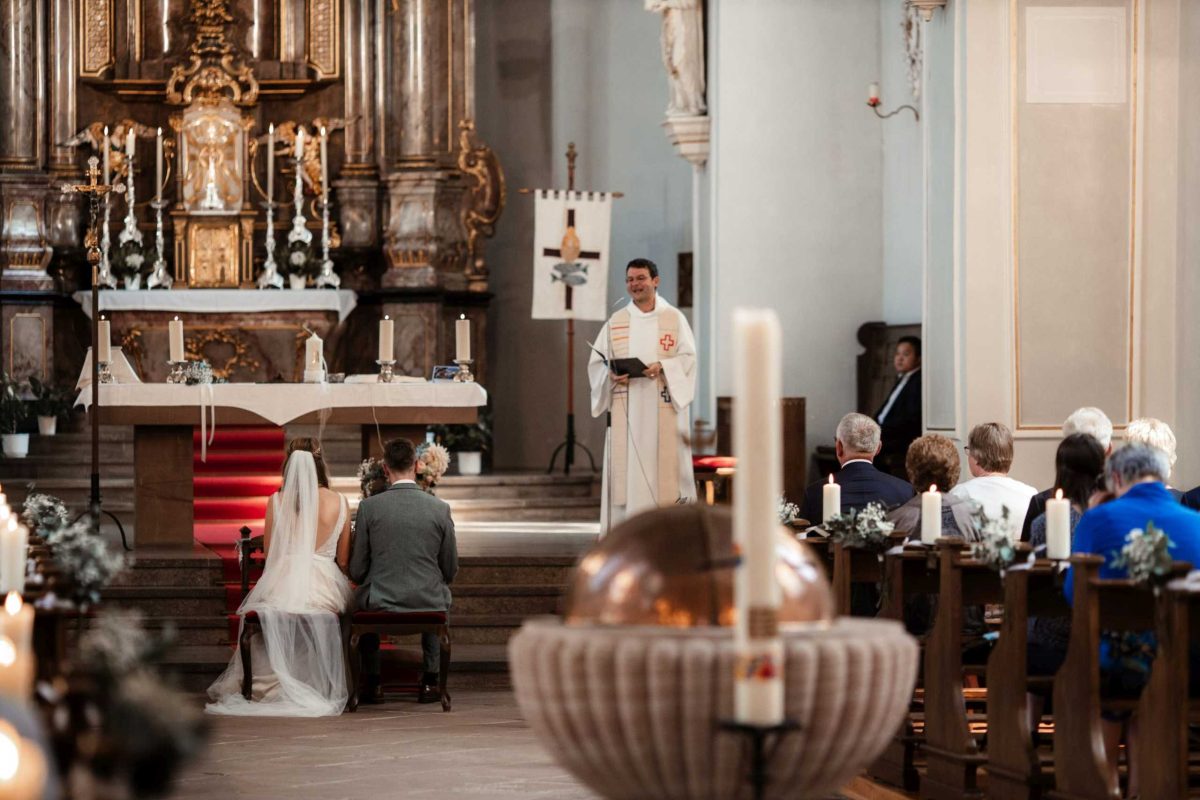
[0,594,33,698]
[379,315,394,362]
[125,128,135,163]
[319,125,328,203]
[305,334,323,370]
[732,308,783,726]
[168,316,184,363]
[0,719,47,800]
[155,127,163,203]
[102,126,110,185]
[266,123,274,200]
[1045,488,1071,559]
[921,485,942,545]
[295,125,304,162]
[0,518,26,596]
[455,315,471,362]
[822,473,841,524]
[867,82,881,106]
[97,317,112,363]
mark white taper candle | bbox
[921,485,942,545]
[1045,489,1071,560]
[822,473,841,524]
[379,315,394,362]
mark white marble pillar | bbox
[335,0,381,250]
[0,0,45,170]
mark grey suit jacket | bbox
[349,482,458,612]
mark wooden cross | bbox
[543,209,602,311]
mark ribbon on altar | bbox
[198,383,216,462]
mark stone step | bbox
[75,615,232,647]
[109,551,224,588]
[450,584,564,615]
[443,614,528,645]
[454,560,575,586]
[102,585,228,617]
[447,498,599,522]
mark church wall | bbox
[475,0,692,470]
[709,0,884,466]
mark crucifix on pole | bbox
[60,157,132,550]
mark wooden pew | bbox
[921,538,1006,800]
[830,533,907,617]
[1050,555,1191,800]
[985,556,1071,800]
[870,545,942,792]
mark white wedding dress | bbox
[206,451,354,717]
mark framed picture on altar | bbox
[431,365,460,382]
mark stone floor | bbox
[172,690,598,799]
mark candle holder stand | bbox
[165,361,187,384]
[718,719,801,800]
[98,193,117,289]
[453,359,474,383]
[376,359,396,383]
[97,361,115,385]
[257,200,284,289]
[315,197,340,289]
[146,199,172,290]
[287,152,313,250]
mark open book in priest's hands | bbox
[587,343,648,378]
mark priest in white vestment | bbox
[588,258,697,532]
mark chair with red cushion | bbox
[343,611,452,712]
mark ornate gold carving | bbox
[165,0,259,106]
[187,222,241,287]
[118,329,146,377]
[80,0,115,77]
[457,120,506,291]
[307,0,341,79]
[185,329,261,381]
[180,107,243,211]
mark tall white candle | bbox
[0,594,33,698]
[125,128,135,161]
[267,123,274,200]
[295,126,304,162]
[379,315,394,362]
[102,126,110,185]
[822,474,841,524]
[97,317,112,363]
[868,82,881,104]
[305,335,322,369]
[155,128,163,203]
[455,315,471,362]
[1045,488,1071,559]
[168,317,184,362]
[0,520,27,596]
[921,485,942,545]
[732,308,783,727]
[319,126,329,203]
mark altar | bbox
[87,381,487,549]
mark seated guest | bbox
[1022,407,1114,541]
[800,412,914,523]
[950,422,1038,540]
[874,336,922,479]
[1125,417,1183,501]
[1064,443,1200,783]
[350,438,459,705]
[1026,434,1107,679]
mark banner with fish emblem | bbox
[531,190,612,321]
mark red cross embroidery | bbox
[659,333,676,351]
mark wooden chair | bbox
[921,538,1005,800]
[984,557,1070,800]
[343,611,452,712]
[236,526,264,701]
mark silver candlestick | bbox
[377,359,396,383]
[453,359,475,383]
[315,195,340,289]
[97,192,117,289]
[258,200,284,289]
[287,149,312,276]
[97,361,115,384]
[146,199,172,289]
[166,361,186,384]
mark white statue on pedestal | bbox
[646,0,706,117]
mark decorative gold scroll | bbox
[79,0,115,77]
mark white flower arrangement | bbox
[416,442,451,492]
[969,505,1019,572]
[1112,522,1175,585]
[778,495,801,526]
[44,518,128,607]
[21,492,70,536]
[825,501,895,552]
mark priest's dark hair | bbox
[284,437,330,488]
[383,437,417,474]
[626,258,658,279]
[898,335,921,357]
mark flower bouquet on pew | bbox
[969,505,1022,573]
[825,501,895,554]
[1112,522,1175,586]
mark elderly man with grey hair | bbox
[799,412,914,526]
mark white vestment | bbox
[588,295,697,532]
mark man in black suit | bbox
[800,412,915,524]
[875,336,922,479]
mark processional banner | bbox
[531,190,612,321]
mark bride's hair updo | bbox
[284,437,330,488]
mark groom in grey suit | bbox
[350,437,458,702]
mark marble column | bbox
[381,0,473,288]
[45,0,82,249]
[335,0,381,249]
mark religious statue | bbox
[457,120,506,291]
[258,118,349,200]
[645,0,707,117]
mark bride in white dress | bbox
[207,442,354,716]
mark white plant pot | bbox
[457,451,482,476]
[123,274,142,290]
[288,274,308,290]
[37,416,57,436]
[2,433,30,459]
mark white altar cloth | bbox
[79,381,486,427]
[73,289,358,323]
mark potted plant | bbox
[0,372,30,458]
[431,411,491,476]
[278,239,317,290]
[28,376,73,436]
[112,239,152,290]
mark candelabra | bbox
[453,359,475,383]
[315,196,340,289]
[118,159,144,249]
[166,361,187,384]
[146,199,172,289]
[376,359,396,383]
[97,193,117,289]
[287,155,312,249]
[97,361,115,384]
[257,200,284,289]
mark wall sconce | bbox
[867,82,919,122]
[909,0,948,23]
